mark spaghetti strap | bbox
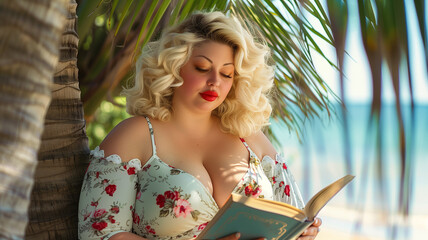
[144,116,157,156]
[240,138,257,158]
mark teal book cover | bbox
[197,175,355,240]
[196,197,312,240]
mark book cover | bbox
[197,175,354,240]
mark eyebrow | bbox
[195,55,234,66]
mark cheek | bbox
[223,81,234,94]
[177,74,202,96]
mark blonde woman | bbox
[78,11,321,240]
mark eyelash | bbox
[222,73,233,78]
[195,67,233,78]
[196,67,208,72]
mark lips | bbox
[200,91,218,102]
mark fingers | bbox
[312,217,322,227]
[218,232,241,240]
[301,226,320,236]
[296,236,317,240]
[217,233,266,240]
[297,227,319,240]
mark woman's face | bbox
[173,40,235,114]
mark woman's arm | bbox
[109,232,147,240]
[78,117,151,240]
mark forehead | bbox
[191,41,234,63]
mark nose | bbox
[207,71,221,86]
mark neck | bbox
[170,110,217,139]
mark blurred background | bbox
[78,0,427,239]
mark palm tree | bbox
[25,0,89,238]
[1,0,424,239]
[81,0,427,237]
[0,0,70,238]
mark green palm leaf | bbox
[78,0,336,139]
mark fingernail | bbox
[235,232,241,238]
[317,227,321,232]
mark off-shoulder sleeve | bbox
[261,154,305,209]
[78,147,142,240]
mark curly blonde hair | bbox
[123,11,274,137]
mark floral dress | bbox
[78,117,304,240]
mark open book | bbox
[196,175,355,240]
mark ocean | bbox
[271,104,428,240]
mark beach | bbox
[273,104,428,239]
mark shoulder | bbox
[243,130,277,160]
[99,116,153,163]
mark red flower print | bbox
[127,167,136,175]
[279,181,284,187]
[136,191,142,200]
[245,185,253,196]
[92,221,107,231]
[105,184,117,196]
[164,190,180,200]
[110,206,119,214]
[96,172,100,178]
[91,201,98,207]
[108,215,116,223]
[133,212,140,225]
[285,185,290,196]
[93,209,107,218]
[101,179,109,184]
[173,199,193,218]
[198,222,208,231]
[252,186,262,198]
[282,163,287,170]
[272,176,277,184]
[173,191,180,200]
[142,164,151,171]
[164,191,174,199]
[85,163,90,173]
[156,194,166,208]
[145,225,156,234]
[83,212,91,221]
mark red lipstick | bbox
[200,91,218,102]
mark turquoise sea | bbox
[271,104,428,240]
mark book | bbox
[196,175,355,240]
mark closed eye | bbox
[196,67,209,72]
[222,73,233,78]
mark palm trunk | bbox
[25,0,89,239]
[0,0,68,239]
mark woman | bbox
[78,11,321,240]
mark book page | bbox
[232,193,307,221]
[304,175,355,220]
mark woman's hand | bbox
[218,232,265,240]
[297,217,322,240]
[209,218,321,240]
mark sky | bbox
[309,0,428,104]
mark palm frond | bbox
[78,0,336,140]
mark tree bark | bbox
[0,0,68,239]
[25,0,89,239]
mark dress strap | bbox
[144,116,157,156]
[240,138,256,158]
